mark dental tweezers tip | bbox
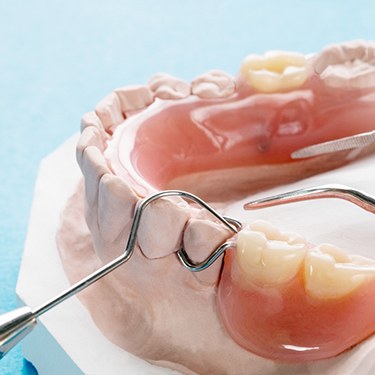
[243,185,375,214]
[243,196,280,210]
[291,130,375,159]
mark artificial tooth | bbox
[236,223,307,287]
[304,244,375,300]
[249,220,305,245]
[240,51,308,93]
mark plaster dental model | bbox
[57,40,375,374]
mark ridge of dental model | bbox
[57,40,375,374]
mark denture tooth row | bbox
[69,40,375,368]
[89,71,238,138]
[218,220,375,361]
[86,40,375,144]
[233,220,375,299]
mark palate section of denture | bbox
[109,83,375,203]
[313,40,375,89]
[191,70,236,98]
[191,89,313,158]
[105,70,375,206]
[218,220,375,362]
[239,51,308,93]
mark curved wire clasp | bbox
[129,190,242,272]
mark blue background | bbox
[1,1,375,374]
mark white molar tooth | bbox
[249,220,281,240]
[318,243,351,263]
[237,230,266,266]
[304,246,375,300]
[236,226,307,287]
[249,220,306,246]
[240,51,308,93]
[264,50,306,68]
[283,65,305,75]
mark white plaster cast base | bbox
[16,134,375,374]
[16,134,179,375]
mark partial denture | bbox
[313,40,375,89]
[218,221,375,361]
[60,40,375,373]
[240,51,308,93]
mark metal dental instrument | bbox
[0,190,241,360]
[244,184,375,214]
[291,130,375,159]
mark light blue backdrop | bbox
[1,1,375,374]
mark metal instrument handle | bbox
[0,306,37,359]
